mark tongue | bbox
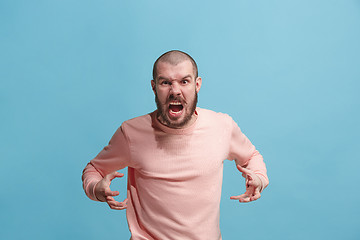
[170,105,183,112]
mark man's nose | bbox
[170,82,181,95]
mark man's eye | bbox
[161,81,170,85]
[181,80,189,84]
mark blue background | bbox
[1,0,359,239]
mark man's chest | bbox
[128,130,229,179]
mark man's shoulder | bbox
[198,107,233,119]
[198,107,234,125]
[121,111,154,129]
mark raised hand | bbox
[230,165,262,203]
[94,171,128,210]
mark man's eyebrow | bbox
[157,75,192,81]
[157,76,169,81]
[182,75,192,79]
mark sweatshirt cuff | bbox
[254,173,269,193]
[84,178,102,201]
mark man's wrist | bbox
[254,173,265,193]
[93,181,104,202]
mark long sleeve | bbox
[82,126,132,201]
[227,119,269,191]
[81,109,268,239]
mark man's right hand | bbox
[94,171,128,210]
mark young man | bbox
[82,50,269,240]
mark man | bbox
[82,50,269,240]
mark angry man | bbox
[82,50,269,240]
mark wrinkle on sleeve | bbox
[82,125,132,201]
[227,118,269,191]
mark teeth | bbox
[170,109,182,113]
[169,102,182,105]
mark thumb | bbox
[105,189,120,197]
[106,171,125,181]
[237,165,254,176]
[237,165,248,174]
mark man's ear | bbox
[151,80,156,94]
[195,77,202,93]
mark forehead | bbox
[156,60,195,80]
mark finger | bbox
[107,202,127,210]
[106,196,115,202]
[112,172,125,180]
[106,171,125,181]
[238,166,258,181]
[250,191,261,202]
[108,200,127,207]
[238,192,254,203]
[239,196,251,202]
[107,200,127,209]
[230,195,242,200]
[106,196,128,204]
[230,193,250,200]
[239,189,261,202]
[104,189,120,197]
[231,186,259,202]
[247,178,261,189]
[238,166,260,184]
[106,198,128,210]
[247,175,262,190]
[238,193,252,203]
[237,165,254,176]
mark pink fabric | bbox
[82,108,269,240]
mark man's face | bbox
[151,60,202,129]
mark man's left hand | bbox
[230,165,262,203]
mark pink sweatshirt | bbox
[82,108,268,240]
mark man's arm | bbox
[230,165,263,202]
[82,126,131,208]
[94,171,128,210]
[227,118,269,202]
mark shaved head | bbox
[153,50,198,80]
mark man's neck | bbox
[156,111,198,129]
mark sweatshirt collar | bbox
[151,108,200,135]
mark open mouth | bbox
[169,102,184,116]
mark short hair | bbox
[152,50,198,80]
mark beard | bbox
[155,91,198,129]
